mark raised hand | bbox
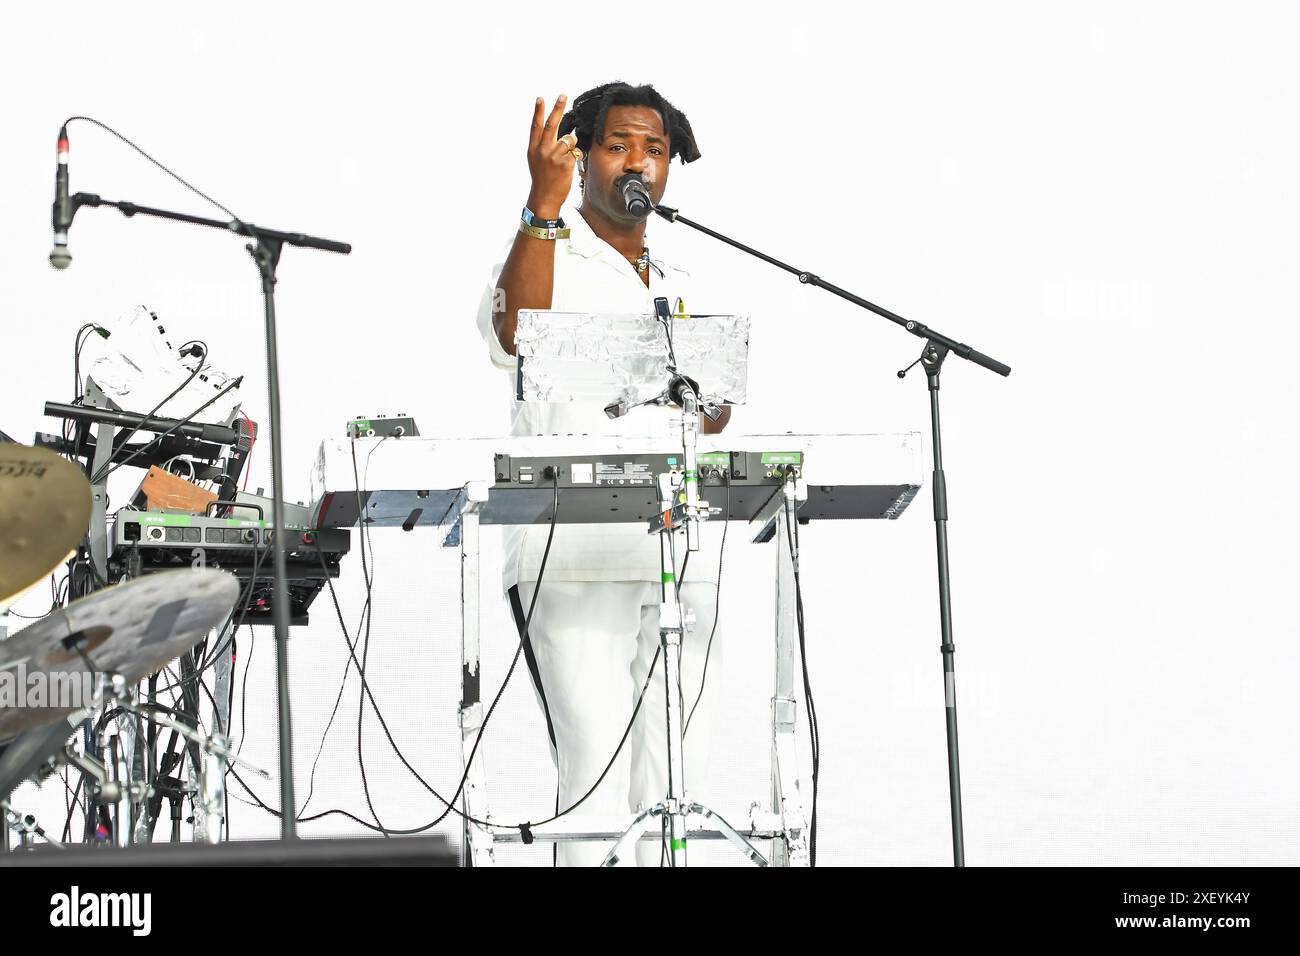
[526,94,580,220]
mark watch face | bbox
[523,207,562,228]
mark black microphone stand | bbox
[653,203,1011,866]
[62,190,351,840]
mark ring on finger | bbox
[569,146,583,161]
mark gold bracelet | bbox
[518,221,571,241]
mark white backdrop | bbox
[2,0,1297,865]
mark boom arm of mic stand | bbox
[69,193,352,255]
[652,204,1010,378]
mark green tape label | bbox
[661,571,675,583]
[697,452,729,467]
[137,514,272,529]
[138,514,194,526]
[670,838,687,850]
[760,452,803,465]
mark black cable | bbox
[528,646,660,830]
[149,541,267,714]
[73,323,105,403]
[158,580,252,832]
[235,631,255,758]
[91,371,241,484]
[5,606,59,620]
[356,438,389,828]
[187,538,268,688]
[69,323,102,466]
[8,573,68,618]
[187,672,240,844]
[315,474,653,834]
[77,699,194,845]
[424,474,563,830]
[60,765,87,842]
[226,634,238,741]
[667,528,686,759]
[237,476,663,842]
[63,116,242,222]
[235,586,660,843]
[88,355,205,484]
[227,767,428,833]
[311,547,465,831]
[298,446,385,820]
[220,550,470,834]
[412,474,662,833]
[196,555,259,678]
[686,475,730,735]
[349,438,385,835]
[650,477,698,867]
[783,479,819,866]
[658,303,680,371]
[207,634,232,843]
[297,633,356,820]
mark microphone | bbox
[616,172,652,218]
[49,125,72,270]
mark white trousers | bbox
[512,580,720,867]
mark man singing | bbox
[476,82,728,865]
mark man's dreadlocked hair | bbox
[559,81,702,164]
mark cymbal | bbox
[0,444,92,604]
[0,568,240,740]
[0,716,83,803]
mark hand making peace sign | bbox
[526,94,581,220]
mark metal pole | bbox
[252,239,296,838]
[925,354,965,866]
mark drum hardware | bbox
[0,569,240,743]
[85,678,270,847]
[3,801,63,850]
[3,670,270,852]
[0,569,240,849]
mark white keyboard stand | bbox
[446,475,812,866]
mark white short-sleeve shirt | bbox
[475,209,726,587]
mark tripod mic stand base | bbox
[601,802,769,867]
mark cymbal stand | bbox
[59,672,270,846]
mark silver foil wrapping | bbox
[515,311,750,408]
